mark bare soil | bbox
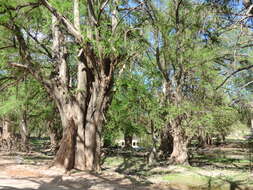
[0,141,253,190]
[0,152,172,190]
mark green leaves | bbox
[0,95,22,116]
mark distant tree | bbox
[143,0,238,164]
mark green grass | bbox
[103,156,124,167]
[30,137,50,145]
[162,167,253,189]
[101,139,253,189]
[163,173,217,186]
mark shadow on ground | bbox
[0,173,170,190]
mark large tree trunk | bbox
[159,80,174,158]
[148,120,158,164]
[52,77,111,171]
[169,119,189,165]
[159,126,173,157]
[84,79,112,171]
[54,118,77,170]
[52,92,86,170]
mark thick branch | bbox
[97,0,110,24]
[9,25,52,90]
[87,0,98,26]
[40,0,83,43]
[8,62,29,69]
[52,15,69,86]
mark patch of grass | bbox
[162,168,253,189]
[30,137,49,145]
[163,173,214,186]
[103,156,124,167]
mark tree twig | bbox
[216,64,253,90]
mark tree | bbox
[143,0,235,164]
[0,0,145,171]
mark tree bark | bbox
[124,134,133,149]
[1,119,12,140]
[148,120,158,164]
[169,119,189,165]
[159,126,173,157]
[47,120,61,152]
[83,79,112,171]
[54,118,77,170]
[51,77,112,171]
[0,118,15,150]
[73,0,88,170]
[19,113,29,150]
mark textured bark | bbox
[0,119,12,140]
[148,121,158,164]
[197,135,205,148]
[54,118,77,170]
[170,134,189,165]
[206,135,213,145]
[159,126,173,156]
[159,80,174,158]
[162,78,190,164]
[19,113,29,149]
[74,0,87,170]
[47,120,61,151]
[124,134,133,149]
[83,79,111,171]
[51,14,81,170]
[51,78,111,171]
[0,118,17,151]
[169,119,189,165]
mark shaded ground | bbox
[0,152,175,190]
[1,139,253,190]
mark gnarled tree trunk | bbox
[51,76,112,171]
[159,126,173,157]
[54,118,77,170]
[8,0,120,172]
[169,118,189,165]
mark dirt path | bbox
[1,149,252,190]
[0,152,171,190]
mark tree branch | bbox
[40,0,83,43]
[0,76,16,81]
[87,0,98,26]
[8,62,29,69]
[97,0,110,24]
[0,45,14,50]
[25,29,52,59]
[216,64,253,90]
